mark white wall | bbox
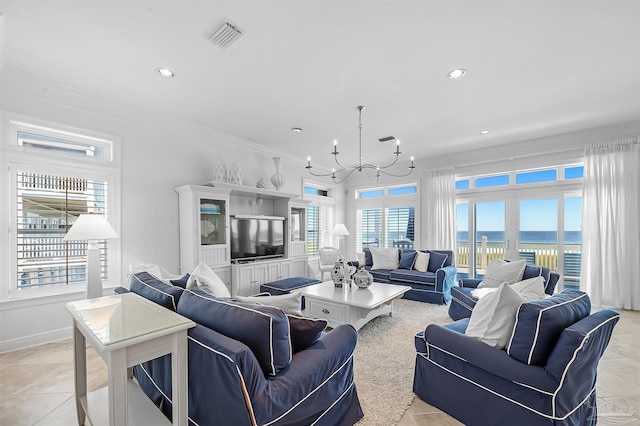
[0,69,323,352]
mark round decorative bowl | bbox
[354,268,373,289]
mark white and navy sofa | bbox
[115,272,364,426]
[448,264,560,320]
[413,289,619,425]
[348,248,457,305]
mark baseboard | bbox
[0,327,72,354]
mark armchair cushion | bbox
[465,283,525,349]
[506,289,591,365]
[477,259,526,288]
[178,289,292,376]
[426,250,448,272]
[389,269,435,285]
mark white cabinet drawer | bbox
[306,299,347,324]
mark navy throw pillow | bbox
[427,251,448,273]
[363,248,373,267]
[129,272,184,311]
[288,315,327,353]
[170,273,190,289]
[178,289,292,376]
[398,250,418,269]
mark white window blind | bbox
[16,171,110,290]
[357,208,383,250]
[307,204,334,255]
[385,207,415,249]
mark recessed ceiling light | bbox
[157,68,175,77]
[291,127,303,133]
[447,68,466,79]
[479,130,490,135]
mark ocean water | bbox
[457,231,581,244]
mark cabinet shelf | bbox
[201,181,299,200]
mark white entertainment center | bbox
[175,183,310,297]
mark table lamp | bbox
[64,213,119,299]
[332,223,350,259]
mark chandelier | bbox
[305,105,415,184]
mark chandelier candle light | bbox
[306,105,415,183]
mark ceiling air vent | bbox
[208,19,244,49]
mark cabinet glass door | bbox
[200,198,226,245]
[291,207,305,241]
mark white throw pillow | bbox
[370,247,400,270]
[413,251,430,272]
[465,282,524,349]
[470,287,499,299]
[235,293,302,316]
[511,276,546,301]
[186,261,231,298]
[356,252,366,266]
[477,259,527,288]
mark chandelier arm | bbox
[376,165,417,178]
[331,166,359,184]
[306,167,338,178]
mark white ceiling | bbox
[1,1,639,169]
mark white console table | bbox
[66,293,195,426]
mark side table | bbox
[66,292,195,426]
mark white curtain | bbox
[582,137,640,310]
[424,168,456,250]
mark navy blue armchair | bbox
[414,290,619,425]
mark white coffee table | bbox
[300,281,411,330]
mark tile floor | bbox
[1,308,639,425]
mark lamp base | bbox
[85,242,103,299]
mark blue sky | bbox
[456,197,582,232]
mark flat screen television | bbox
[230,215,285,261]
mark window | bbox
[455,163,583,289]
[355,182,418,251]
[2,116,121,300]
[476,174,509,188]
[304,180,335,256]
[16,172,110,289]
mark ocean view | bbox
[457,230,582,244]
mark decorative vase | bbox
[354,267,373,289]
[331,260,346,288]
[270,157,286,191]
[213,153,227,183]
[228,161,243,185]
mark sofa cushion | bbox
[363,248,374,267]
[399,250,418,269]
[178,289,292,376]
[288,315,327,353]
[389,269,436,285]
[186,261,231,298]
[170,273,190,288]
[235,292,302,316]
[367,268,392,282]
[427,251,448,272]
[413,251,430,272]
[370,247,400,270]
[506,289,591,365]
[129,272,184,311]
[478,259,526,288]
[465,283,525,349]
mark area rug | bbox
[352,299,452,426]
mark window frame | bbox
[1,112,121,302]
[354,182,419,251]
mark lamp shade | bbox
[64,214,119,241]
[332,224,350,236]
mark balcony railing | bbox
[456,237,581,288]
